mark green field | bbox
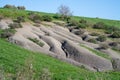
[0,39,120,80]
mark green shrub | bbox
[0,29,15,38]
[14,16,25,23]
[111,31,120,38]
[53,14,60,19]
[109,26,120,32]
[28,38,44,47]
[105,26,120,34]
[109,42,118,47]
[77,23,87,29]
[97,35,107,42]
[9,23,22,29]
[40,68,52,80]
[99,44,110,50]
[67,19,79,26]
[28,13,42,23]
[17,16,25,23]
[79,19,87,24]
[73,29,85,35]
[93,22,106,29]
[90,33,100,36]
[87,38,97,44]
[42,15,52,22]
[112,47,120,52]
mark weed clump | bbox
[28,38,44,47]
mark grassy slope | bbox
[0,8,120,80]
[0,39,120,80]
[0,8,120,28]
[73,16,120,28]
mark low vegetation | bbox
[0,39,120,80]
[9,22,22,29]
[0,5,120,80]
[97,35,107,42]
[80,44,110,59]
[28,38,44,47]
[99,43,110,50]
[87,38,97,44]
[0,29,16,38]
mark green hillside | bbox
[0,39,120,80]
[0,8,120,28]
[0,8,120,80]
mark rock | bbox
[0,19,13,29]
[0,21,9,29]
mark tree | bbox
[58,5,72,20]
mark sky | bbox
[0,0,120,20]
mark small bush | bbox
[14,16,25,23]
[17,16,25,23]
[42,15,52,22]
[112,47,120,52]
[97,35,107,42]
[53,14,60,19]
[40,68,52,80]
[109,26,120,32]
[77,23,87,29]
[87,38,97,44]
[9,23,22,29]
[73,29,85,35]
[29,13,42,23]
[93,22,106,29]
[109,42,118,47]
[111,31,120,38]
[67,19,79,26]
[0,29,15,38]
[99,44,109,50]
[90,33,100,36]
[28,38,44,47]
[79,19,87,24]
[0,31,13,38]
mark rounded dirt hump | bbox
[61,40,113,71]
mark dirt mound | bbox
[6,22,116,71]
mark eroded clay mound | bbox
[8,22,114,71]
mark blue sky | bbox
[0,0,120,20]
